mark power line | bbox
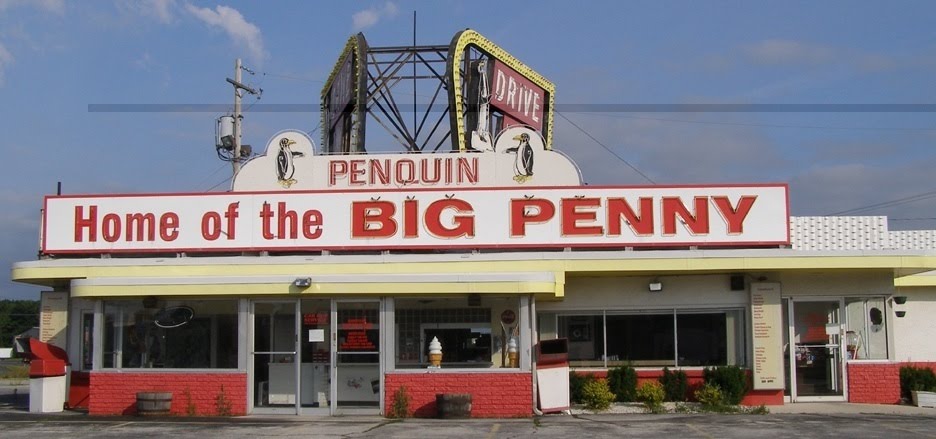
[557,112,656,184]
[564,111,936,132]
[205,175,232,192]
[828,189,936,215]
[261,71,324,84]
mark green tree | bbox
[0,300,40,348]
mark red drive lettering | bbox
[425,198,474,238]
[510,198,555,237]
[561,197,603,236]
[352,200,396,238]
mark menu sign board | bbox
[39,291,68,349]
[751,282,784,390]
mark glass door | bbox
[332,300,381,415]
[299,299,331,414]
[789,299,846,401]
[252,301,299,414]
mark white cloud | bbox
[0,41,12,86]
[0,0,65,15]
[184,3,266,63]
[352,1,399,31]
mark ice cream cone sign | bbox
[428,336,443,368]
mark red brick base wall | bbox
[89,372,248,416]
[384,372,532,418]
[848,362,936,404]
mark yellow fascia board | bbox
[15,254,936,289]
[895,274,936,288]
[71,281,558,298]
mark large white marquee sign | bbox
[42,185,789,254]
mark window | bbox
[395,296,519,369]
[845,297,888,360]
[550,309,745,368]
[103,299,239,369]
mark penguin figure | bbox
[276,137,304,188]
[504,133,534,182]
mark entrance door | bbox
[789,299,846,402]
[252,301,299,414]
[332,300,381,415]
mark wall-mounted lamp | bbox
[893,296,908,305]
[895,310,907,318]
[648,281,663,292]
[293,277,312,288]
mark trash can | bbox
[18,338,70,413]
[436,393,472,418]
[535,338,570,413]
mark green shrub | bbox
[215,384,233,416]
[607,365,638,402]
[570,372,597,404]
[581,378,615,411]
[660,367,688,402]
[900,366,936,400]
[389,386,411,418]
[636,381,666,413]
[694,382,724,407]
[703,366,748,405]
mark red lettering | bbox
[224,202,238,240]
[201,211,222,240]
[74,205,97,242]
[302,210,323,239]
[277,202,298,239]
[712,196,756,235]
[403,199,419,238]
[260,202,275,240]
[510,198,555,237]
[425,199,474,238]
[607,197,654,236]
[561,198,603,236]
[349,160,366,185]
[662,197,709,235]
[395,160,416,185]
[101,213,121,243]
[125,213,156,242]
[352,201,397,238]
[370,159,391,185]
[159,213,179,241]
[329,160,348,186]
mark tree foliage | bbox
[0,300,39,348]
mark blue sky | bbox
[2,0,936,299]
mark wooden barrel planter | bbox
[436,393,472,419]
[136,392,172,416]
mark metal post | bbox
[233,58,243,177]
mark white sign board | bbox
[42,185,789,254]
[751,282,784,390]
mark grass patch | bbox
[0,364,29,382]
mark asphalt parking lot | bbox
[2,382,935,438]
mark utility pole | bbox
[226,58,260,177]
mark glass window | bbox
[103,299,239,369]
[606,314,674,367]
[559,315,604,366]
[395,296,518,369]
[550,308,745,368]
[845,297,888,360]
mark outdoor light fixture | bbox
[893,296,908,305]
[648,281,663,292]
[293,277,312,288]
